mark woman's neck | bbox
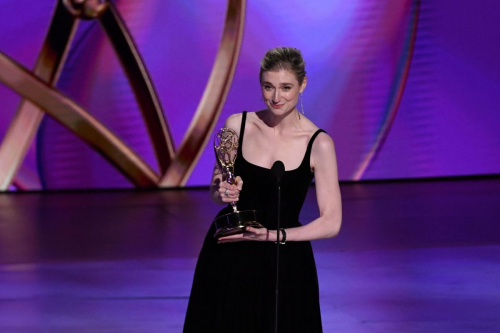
[258,108,301,131]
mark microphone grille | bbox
[271,160,285,179]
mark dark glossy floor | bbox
[1,177,499,332]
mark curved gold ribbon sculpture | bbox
[0,0,245,190]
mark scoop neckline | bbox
[239,152,304,173]
[237,112,323,173]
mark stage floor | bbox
[1,177,499,332]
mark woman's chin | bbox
[269,107,296,117]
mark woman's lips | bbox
[271,103,283,109]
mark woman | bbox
[184,47,342,332]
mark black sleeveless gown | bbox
[184,112,325,332]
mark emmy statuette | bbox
[213,128,263,238]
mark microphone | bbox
[271,160,285,183]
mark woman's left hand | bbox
[218,226,270,243]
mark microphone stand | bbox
[271,161,285,333]
[275,175,281,333]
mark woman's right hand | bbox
[218,176,243,203]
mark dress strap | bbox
[305,129,326,168]
[238,111,247,154]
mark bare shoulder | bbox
[301,115,331,147]
[313,131,335,152]
[223,113,244,136]
[311,131,336,170]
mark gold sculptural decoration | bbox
[0,52,159,186]
[0,0,246,190]
[62,0,110,19]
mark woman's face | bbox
[260,69,306,116]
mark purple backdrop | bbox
[0,0,499,189]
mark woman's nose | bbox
[272,90,280,102]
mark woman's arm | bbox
[218,132,342,242]
[286,132,342,240]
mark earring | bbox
[300,93,304,115]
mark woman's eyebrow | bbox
[261,82,294,85]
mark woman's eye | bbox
[283,86,291,91]
[264,85,272,90]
